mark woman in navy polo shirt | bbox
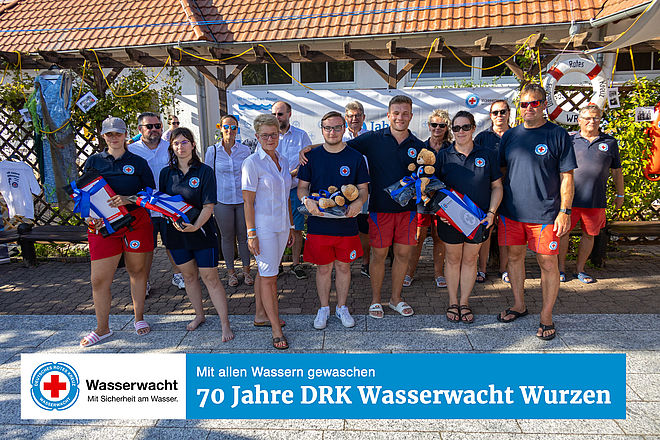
[80,117,155,347]
[435,111,503,324]
[159,127,234,342]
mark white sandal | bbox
[368,303,384,319]
[389,301,414,316]
[80,330,113,347]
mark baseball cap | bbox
[101,117,127,135]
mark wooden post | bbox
[217,66,228,117]
[388,59,397,89]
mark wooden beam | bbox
[397,61,417,82]
[0,50,18,65]
[386,40,397,57]
[196,65,219,87]
[125,48,163,67]
[475,36,492,51]
[79,50,126,68]
[343,42,351,56]
[105,67,124,86]
[217,66,228,117]
[388,59,397,89]
[527,33,545,49]
[433,37,445,53]
[365,60,390,84]
[498,56,525,80]
[226,64,247,86]
[252,45,265,60]
[298,44,310,58]
[573,32,592,49]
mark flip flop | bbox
[134,320,151,336]
[537,322,556,340]
[80,330,113,347]
[368,303,384,319]
[272,336,289,350]
[559,271,567,282]
[435,276,447,288]
[476,271,486,283]
[389,301,414,316]
[498,271,510,283]
[253,318,286,328]
[576,272,595,284]
[402,275,413,287]
[496,308,529,323]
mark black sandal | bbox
[537,323,556,341]
[496,307,529,323]
[272,336,289,350]
[446,304,460,323]
[459,305,474,324]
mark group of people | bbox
[79,82,624,350]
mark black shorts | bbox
[436,219,490,245]
[357,213,369,235]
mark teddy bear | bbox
[404,148,436,205]
[317,184,359,210]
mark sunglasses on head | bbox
[222,124,237,130]
[451,124,473,133]
[429,122,447,129]
[139,123,162,130]
[520,100,544,109]
[490,109,508,116]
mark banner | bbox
[227,88,518,149]
[22,353,625,419]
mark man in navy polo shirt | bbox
[497,83,577,341]
[558,105,624,284]
[297,111,369,329]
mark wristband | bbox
[488,210,496,215]
[247,235,257,240]
[290,225,295,229]
[615,195,624,198]
[247,228,256,233]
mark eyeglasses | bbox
[139,123,162,130]
[580,117,601,122]
[172,140,190,147]
[258,133,278,140]
[451,124,473,133]
[222,124,238,130]
[272,112,286,117]
[490,110,508,116]
[346,113,363,119]
[171,121,180,126]
[429,122,447,129]
[520,100,544,109]
[322,124,345,133]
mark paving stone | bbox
[560,331,660,351]
[0,315,134,331]
[0,330,55,348]
[626,352,660,374]
[616,402,660,434]
[135,427,211,439]
[442,434,643,440]
[178,330,324,351]
[465,330,569,351]
[628,374,660,401]
[345,419,521,432]
[0,368,19,394]
[516,419,625,434]
[0,425,141,439]
[35,330,187,352]
[325,432,440,440]
[157,419,343,430]
[613,315,660,331]
[207,429,323,440]
[323,330,471,351]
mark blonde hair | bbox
[253,114,279,134]
[428,108,453,142]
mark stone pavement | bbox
[1,242,659,317]
[0,313,658,439]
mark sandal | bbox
[559,271,567,282]
[446,304,460,323]
[537,322,556,340]
[498,271,510,283]
[134,320,150,336]
[496,308,528,323]
[243,271,254,286]
[253,318,286,327]
[476,271,486,283]
[228,272,239,287]
[402,275,413,287]
[368,303,384,319]
[576,272,595,284]
[459,305,474,324]
[80,330,113,347]
[435,276,447,288]
[389,301,414,316]
[272,336,289,350]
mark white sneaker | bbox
[336,305,355,328]
[172,273,185,289]
[314,307,330,330]
[145,281,151,297]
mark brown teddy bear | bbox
[404,148,436,205]
[317,184,359,210]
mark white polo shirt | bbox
[130,138,170,217]
[241,145,292,233]
[342,127,368,141]
[276,125,311,188]
[204,141,251,204]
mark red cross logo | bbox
[43,374,67,398]
[468,97,477,105]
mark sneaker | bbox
[171,273,185,290]
[360,264,370,278]
[336,305,355,328]
[292,264,307,280]
[145,281,151,297]
[314,307,330,329]
[435,276,447,288]
[402,275,413,287]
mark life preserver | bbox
[542,58,608,125]
[644,102,660,181]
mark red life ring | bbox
[644,102,660,181]
[543,58,608,125]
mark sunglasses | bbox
[171,121,180,126]
[258,133,278,140]
[520,100,544,109]
[322,124,345,133]
[451,124,473,133]
[272,112,286,117]
[222,124,237,130]
[490,109,508,116]
[429,122,447,129]
[139,123,162,130]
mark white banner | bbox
[228,87,518,149]
[21,354,186,419]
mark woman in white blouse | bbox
[242,114,294,350]
[204,115,253,287]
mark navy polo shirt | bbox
[572,132,621,209]
[347,127,424,213]
[159,163,217,250]
[424,138,451,153]
[435,143,502,212]
[298,145,370,236]
[83,150,155,197]
[499,122,577,224]
[474,127,503,151]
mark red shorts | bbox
[497,216,560,255]
[368,212,417,248]
[416,213,434,228]
[570,207,606,236]
[303,234,363,266]
[88,207,154,261]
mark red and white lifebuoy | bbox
[543,58,608,125]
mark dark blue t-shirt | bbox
[347,127,424,213]
[298,145,370,236]
[499,122,577,224]
[435,143,502,212]
[474,127,504,152]
[83,150,155,198]
[159,163,217,250]
[423,138,451,153]
[572,132,621,209]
